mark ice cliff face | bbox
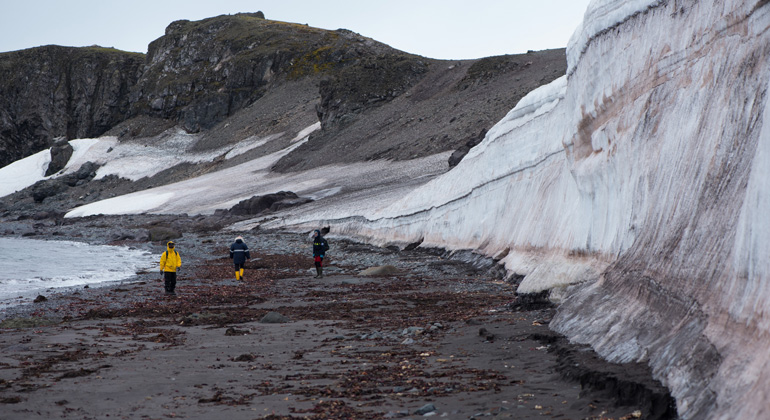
[310,0,770,418]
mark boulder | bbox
[148,227,182,242]
[448,128,487,168]
[259,311,290,324]
[74,161,100,180]
[414,403,437,415]
[228,191,312,215]
[30,179,66,203]
[45,138,73,176]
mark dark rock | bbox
[479,327,495,342]
[75,161,100,180]
[233,353,256,362]
[32,211,63,220]
[30,179,66,203]
[414,403,437,415]
[33,295,47,303]
[403,238,424,251]
[0,46,144,168]
[533,331,678,420]
[147,227,182,242]
[508,291,552,311]
[259,311,290,324]
[110,231,136,241]
[228,191,311,215]
[384,410,410,418]
[224,327,249,336]
[448,128,487,168]
[238,11,265,19]
[269,197,313,212]
[45,138,73,176]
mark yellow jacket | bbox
[160,242,182,272]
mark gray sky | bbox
[0,0,592,59]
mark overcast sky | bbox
[0,0,592,60]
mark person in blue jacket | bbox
[229,236,250,280]
[312,229,330,278]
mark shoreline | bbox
[0,214,675,419]
[0,236,155,311]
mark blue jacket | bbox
[230,239,250,264]
[312,231,330,257]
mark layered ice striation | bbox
[295,1,770,418]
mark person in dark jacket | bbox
[312,229,330,278]
[229,236,251,281]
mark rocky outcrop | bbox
[226,191,312,215]
[448,128,487,167]
[0,46,144,168]
[1,13,566,177]
[273,49,567,172]
[45,138,73,176]
[130,13,424,133]
[30,161,100,202]
[315,52,429,132]
[0,13,436,167]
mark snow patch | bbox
[292,122,321,143]
[65,191,176,218]
[0,149,51,197]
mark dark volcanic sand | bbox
[0,215,675,419]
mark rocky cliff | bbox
[0,46,144,167]
[130,13,429,134]
[0,12,566,176]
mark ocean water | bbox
[0,237,154,308]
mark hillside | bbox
[0,12,565,174]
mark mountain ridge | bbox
[0,12,566,174]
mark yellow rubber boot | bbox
[240,268,245,279]
[235,271,240,280]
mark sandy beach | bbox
[0,215,674,419]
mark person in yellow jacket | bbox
[159,241,182,295]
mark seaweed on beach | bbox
[0,317,61,329]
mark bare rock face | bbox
[273,49,567,172]
[131,14,425,134]
[0,46,144,168]
[0,13,567,180]
[45,138,73,176]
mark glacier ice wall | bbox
[299,0,770,418]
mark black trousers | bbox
[163,271,177,292]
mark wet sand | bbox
[0,216,674,419]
